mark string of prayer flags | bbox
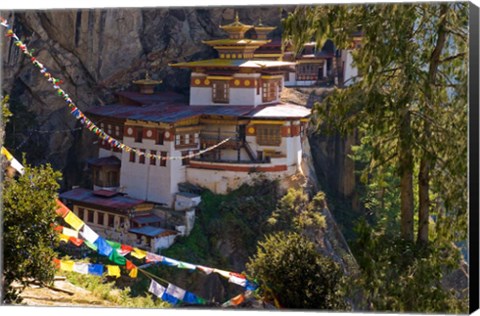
[106,240,121,249]
[197,266,214,275]
[1,18,230,162]
[107,265,121,278]
[64,211,85,231]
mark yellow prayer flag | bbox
[59,234,70,243]
[64,211,85,231]
[1,147,13,161]
[129,267,138,278]
[60,260,75,272]
[107,265,121,278]
[131,248,147,259]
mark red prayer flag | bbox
[52,224,63,232]
[121,244,133,252]
[230,294,245,306]
[69,236,84,247]
[126,260,135,271]
[55,199,70,217]
[53,258,61,269]
[230,272,246,279]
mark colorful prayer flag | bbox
[107,265,121,278]
[73,262,89,274]
[80,225,99,244]
[129,267,138,278]
[165,283,186,301]
[94,237,113,257]
[55,199,70,218]
[64,211,85,231]
[130,248,146,259]
[62,227,79,238]
[88,264,104,276]
[148,280,166,298]
[60,260,75,272]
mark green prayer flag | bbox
[84,240,98,251]
[106,240,121,249]
[109,249,127,265]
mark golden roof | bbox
[170,58,295,69]
[202,39,270,46]
[133,72,162,85]
[219,12,253,34]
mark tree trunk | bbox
[417,3,449,245]
[417,157,430,244]
[399,109,414,241]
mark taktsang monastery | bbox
[59,15,360,252]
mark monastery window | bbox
[87,210,95,223]
[115,126,120,136]
[256,125,281,146]
[182,151,190,166]
[106,170,119,187]
[129,150,136,163]
[108,214,115,228]
[212,81,229,103]
[139,149,146,164]
[262,81,277,102]
[78,208,85,220]
[156,130,165,145]
[97,212,104,226]
[107,124,112,134]
[160,152,167,167]
[100,123,105,129]
[150,150,157,165]
[135,128,143,143]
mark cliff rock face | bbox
[1,7,288,185]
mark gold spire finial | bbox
[258,17,263,26]
[145,71,151,80]
[235,11,239,23]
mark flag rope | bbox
[0,17,230,161]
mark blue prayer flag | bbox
[88,263,104,276]
[95,237,113,257]
[161,292,179,305]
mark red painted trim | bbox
[189,161,287,172]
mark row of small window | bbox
[100,123,122,137]
[77,208,125,228]
[129,149,192,166]
[211,80,281,104]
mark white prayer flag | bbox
[80,225,99,243]
[228,275,247,287]
[148,280,166,298]
[10,158,25,175]
[73,262,89,274]
[166,283,186,300]
[62,227,79,238]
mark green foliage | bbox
[2,163,62,303]
[164,179,280,268]
[247,231,348,310]
[268,188,326,233]
[351,220,468,313]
